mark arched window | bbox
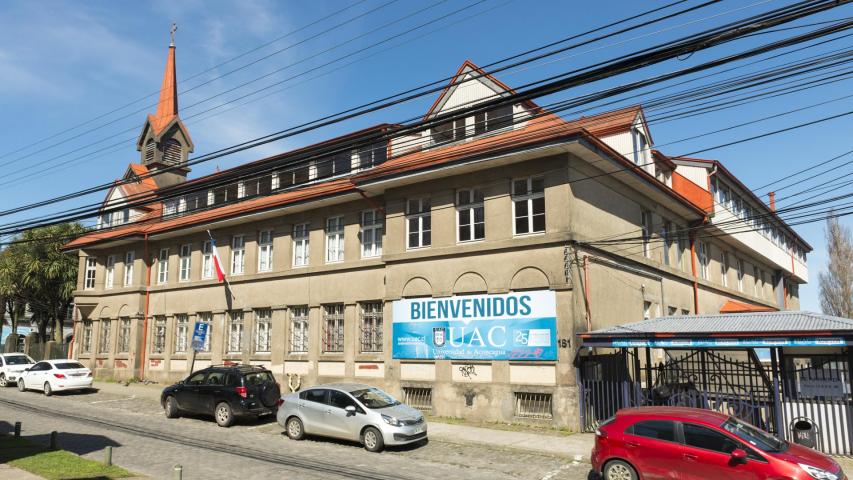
[163,139,182,164]
[144,139,156,163]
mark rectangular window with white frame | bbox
[105,255,115,289]
[289,306,309,354]
[457,188,484,242]
[157,248,169,284]
[322,304,345,353]
[82,320,93,353]
[231,235,245,275]
[84,257,97,290]
[360,302,383,353]
[123,251,134,286]
[258,230,274,272]
[152,316,166,354]
[118,317,131,353]
[293,223,310,267]
[99,320,111,354]
[325,216,345,263]
[512,177,545,235]
[179,244,192,282]
[406,198,431,249]
[699,242,710,280]
[202,241,213,279]
[174,314,188,354]
[227,311,244,354]
[360,210,383,258]
[254,309,272,353]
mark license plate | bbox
[414,426,425,434]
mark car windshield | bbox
[351,387,400,409]
[54,362,85,370]
[722,417,787,452]
[244,371,274,386]
[4,355,33,365]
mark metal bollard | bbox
[49,431,58,450]
[13,421,21,437]
[173,464,182,480]
[104,446,112,466]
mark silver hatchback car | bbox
[277,383,427,452]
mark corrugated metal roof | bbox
[585,311,853,337]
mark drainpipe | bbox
[689,230,699,315]
[140,233,151,379]
[583,256,592,332]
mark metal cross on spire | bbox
[170,23,178,47]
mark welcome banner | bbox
[391,290,557,361]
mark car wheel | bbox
[603,460,638,480]
[164,396,180,419]
[0,374,7,387]
[215,402,235,428]
[362,426,385,453]
[17,378,26,392]
[285,416,305,440]
[43,382,53,396]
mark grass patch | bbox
[0,436,134,480]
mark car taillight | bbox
[53,373,66,379]
[235,386,248,398]
[275,398,284,408]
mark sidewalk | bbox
[0,465,44,480]
[93,381,595,459]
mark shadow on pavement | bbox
[279,431,430,452]
[0,420,121,458]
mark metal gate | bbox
[579,349,853,455]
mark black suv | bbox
[160,364,281,427]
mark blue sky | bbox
[0,0,851,312]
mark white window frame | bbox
[179,244,192,282]
[258,230,274,272]
[99,319,111,354]
[360,302,383,353]
[105,255,115,289]
[174,314,189,354]
[231,235,245,275]
[254,309,272,353]
[360,210,383,258]
[456,188,485,243]
[227,311,244,354]
[293,223,310,267]
[118,317,131,353]
[123,251,134,287]
[84,257,97,290]
[82,320,93,353]
[325,216,345,263]
[699,242,710,280]
[406,198,431,249]
[202,241,213,279]
[511,177,545,235]
[152,316,166,354]
[157,248,169,284]
[322,304,345,353]
[289,306,309,354]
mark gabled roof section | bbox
[101,164,159,213]
[720,299,777,314]
[423,60,538,120]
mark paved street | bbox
[0,385,593,480]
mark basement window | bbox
[403,387,432,411]
[514,392,553,419]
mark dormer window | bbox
[431,118,467,145]
[631,127,648,165]
[357,142,387,170]
[315,152,351,179]
[474,104,513,136]
[163,200,177,216]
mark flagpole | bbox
[206,230,236,301]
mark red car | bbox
[591,406,845,480]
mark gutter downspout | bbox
[583,256,592,332]
[140,233,151,379]
[689,229,700,315]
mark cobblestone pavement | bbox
[0,387,594,480]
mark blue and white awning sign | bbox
[609,337,847,348]
[392,290,557,361]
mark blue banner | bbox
[392,290,557,361]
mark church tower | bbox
[136,25,194,188]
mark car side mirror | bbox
[731,448,748,463]
[345,405,357,416]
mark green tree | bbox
[819,215,853,318]
[0,223,85,343]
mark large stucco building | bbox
[65,43,810,429]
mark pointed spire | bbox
[150,24,178,134]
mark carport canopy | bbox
[577,311,853,349]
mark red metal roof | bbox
[719,299,777,314]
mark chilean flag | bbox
[207,230,227,282]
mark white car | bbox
[17,360,93,396]
[0,353,36,387]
